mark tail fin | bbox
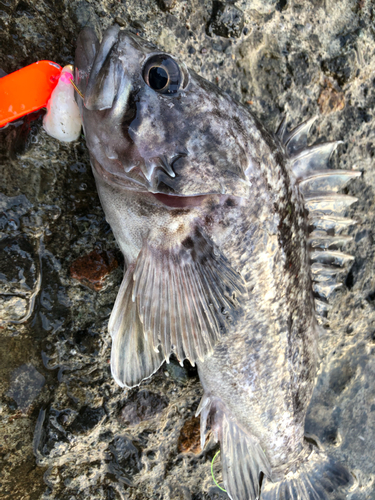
[261,451,352,500]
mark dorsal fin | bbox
[308,232,353,251]
[279,118,360,317]
[309,214,357,233]
[283,116,317,155]
[299,170,361,194]
[291,142,342,178]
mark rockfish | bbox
[74,25,359,500]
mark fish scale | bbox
[75,25,358,500]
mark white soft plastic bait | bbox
[43,65,82,142]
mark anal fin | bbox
[309,214,357,233]
[311,262,347,282]
[304,192,357,216]
[109,265,164,389]
[310,250,354,266]
[283,116,317,155]
[197,396,271,500]
[291,142,342,178]
[276,116,317,154]
[313,280,343,300]
[311,250,354,306]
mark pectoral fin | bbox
[109,227,246,387]
[109,265,165,389]
[132,227,247,366]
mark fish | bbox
[74,25,360,500]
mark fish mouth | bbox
[151,193,208,208]
[92,157,246,208]
[92,158,215,207]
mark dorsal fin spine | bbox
[284,116,317,155]
[291,141,342,178]
[298,170,361,194]
[280,118,360,311]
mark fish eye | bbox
[143,55,186,95]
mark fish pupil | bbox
[149,66,168,91]
[143,54,185,94]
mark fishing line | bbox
[211,450,227,492]
[69,79,84,99]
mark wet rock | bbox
[207,2,244,39]
[6,363,45,413]
[246,0,279,15]
[129,19,146,34]
[329,360,357,395]
[119,390,169,426]
[107,435,142,484]
[288,52,311,87]
[276,0,288,11]
[69,0,100,33]
[0,194,32,234]
[0,110,46,160]
[0,295,28,322]
[35,407,72,459]
[0,234,40,323]
[114,16,127,28]
[72,327,101,355]
[177,416,201,454]
[165,357,191,383]
[68,405,105,434]
[70,249,118,291]
[0,235,38,293]
[206,486,229,499]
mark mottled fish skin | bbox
[75,26,352,500]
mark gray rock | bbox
[7,363,45,413]
[207,2,245,38]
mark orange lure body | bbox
[0,60,62,128]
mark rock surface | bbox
[0,0,375,499]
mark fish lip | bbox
[150,192,209,208]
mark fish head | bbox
[75,25,253,203]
